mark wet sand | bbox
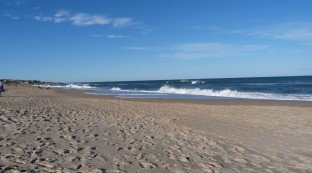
[0,86,312,172]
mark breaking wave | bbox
[109,85,312,101]
[156,85,312,101]
[111,87,123,91]
[191,80,205,84]
[64,84,95,89]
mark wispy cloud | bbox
[208,22,312,42]
[113,18,133,27]
[248,23,312,41]
[32,10,134,27]
[159,43,267,59]
[90,34,128,39]
[2,0,25,6]
[89,34,106,38]
[5,9,150,34]
[124,43,267,59]
[33,15,53,22]
[4,13,20,20]
[69,13,111,26]
[107,34,128,39]
[124,46,147,50]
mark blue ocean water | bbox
[48,76,312,101]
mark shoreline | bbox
[54,87,312,108]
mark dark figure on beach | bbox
[0,81,4,97]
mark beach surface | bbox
[1,86,312,172]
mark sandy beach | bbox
[1,86,312,172]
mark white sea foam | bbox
[155,85,312,101]
[64,84,95,89]
[117,93,167,96]
[111,87,124,91]
[35,84,95,90]
[34,84,63,88]
[191,81,198,84]
[191,80,205,84]
[84,92,111,95]
[108,85,312,101]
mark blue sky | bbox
[1,0,312,82]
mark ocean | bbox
[46,76,312,101]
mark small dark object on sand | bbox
[0,82,4,97]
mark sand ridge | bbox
[0,86,311,172]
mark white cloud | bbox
[159,43,267,59]
[123,43,267,58]
[33,15,53,22]
[213,23,312,42]
[124,46,147,50]
[90,34,128,39]
[3,0,25,6]
[53,10,69,23]
[4,13,21,20]
[113,18,133,27]
[9,16,20,20]
[90,34,105,38]
[32,10,134,27]
[198,23,312,44]
[249,23,312,41]
[241,45,268,51]
[69,13,111,26]
[107,34,128,39]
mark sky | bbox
[1,0,312,82]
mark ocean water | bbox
[44,76,312,101]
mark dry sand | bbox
[0,86,312,172]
